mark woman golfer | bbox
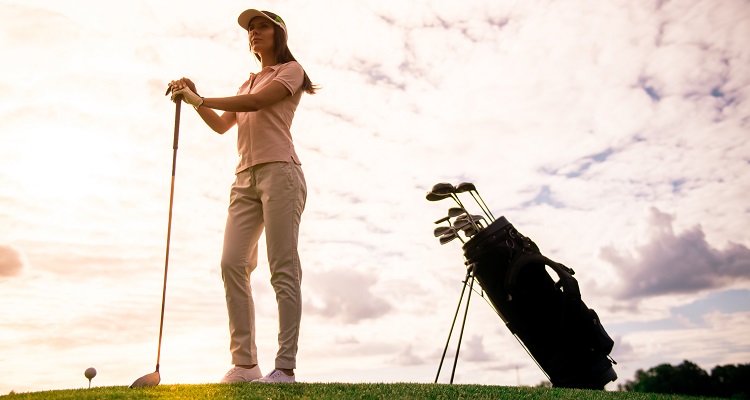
[168,9,316,383]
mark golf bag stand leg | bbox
[435,264,476,384]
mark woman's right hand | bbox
[167,77,198,96]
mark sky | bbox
[1,0,749,394]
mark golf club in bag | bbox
[428,182,617,389]
[130,93,183,388]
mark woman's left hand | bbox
[172,86,204,109]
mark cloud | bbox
[602,207,750,299]
[305,268,392,324]
[610,335,637,364]
[0,245,25,277]
[463,335,494,362]
[392,345,425,366]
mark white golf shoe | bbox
[220,365,262,383]
[254,369,295,383]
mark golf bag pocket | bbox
[584,308,615,355]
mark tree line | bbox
[619,360,749,399]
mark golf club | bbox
[434,226,453,237]
[455,218,484,240]
[434,216,451,225]
[452,219,472,232]
[130,94,183,388]
[426,192,451,202]
[447,207,465,218]
[452,214,486,241]
[465,227,479,238]
[427,183,480,231]
[434,208,466,227]
[440,231,464,245]
[455,214,486,229]
[455,182,495,221]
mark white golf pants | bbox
[220,161,306,369]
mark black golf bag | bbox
[462,216,617,389]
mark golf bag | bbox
[462,216,617,389]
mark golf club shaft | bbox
[472,191,495,220]
[467,192,493,221]
[155,96,182,371]
[450,194,480,231]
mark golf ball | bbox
[85,367,97,379]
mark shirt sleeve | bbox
[273,62,305,96]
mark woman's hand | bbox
[172,86,204,109]
[167,77,203,108]
[167,77,198,95]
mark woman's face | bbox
[247,16,276,55]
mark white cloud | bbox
[602,208,750,298]
[463,335,494,362]
[392,345,425,366]
[305,268,392,324]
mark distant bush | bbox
[620,360,749,399]
[711,364,750,399]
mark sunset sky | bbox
[1,0,749,394]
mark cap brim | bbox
[238,9,267,30]
[237,9,286,36]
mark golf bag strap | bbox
[505,253,582,327]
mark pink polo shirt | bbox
[235,61,304,173]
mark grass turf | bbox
[1,383,726,400]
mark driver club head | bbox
[431,182,456,195]
[130,371,160,388]
[455,182,476,193]
[426,192,451,202]
[456,181,495,221]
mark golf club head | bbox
[447,207,465,218]
[431,182,456,195]
[434,216,451,224]
[426,191,451,202]
[434,226,452,237]
[464,226,479,237]
[455,182,476,193]
[452,219,471,231]
[470,214,486,226]
[130,371,160,388]
[439,232,458,245]
[456,214,485,224]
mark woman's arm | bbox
[195,108,237,134]
[170,78,292,129]
[187,82,290,132]
[200,80,291,113]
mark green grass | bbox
[1,383,725,400]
